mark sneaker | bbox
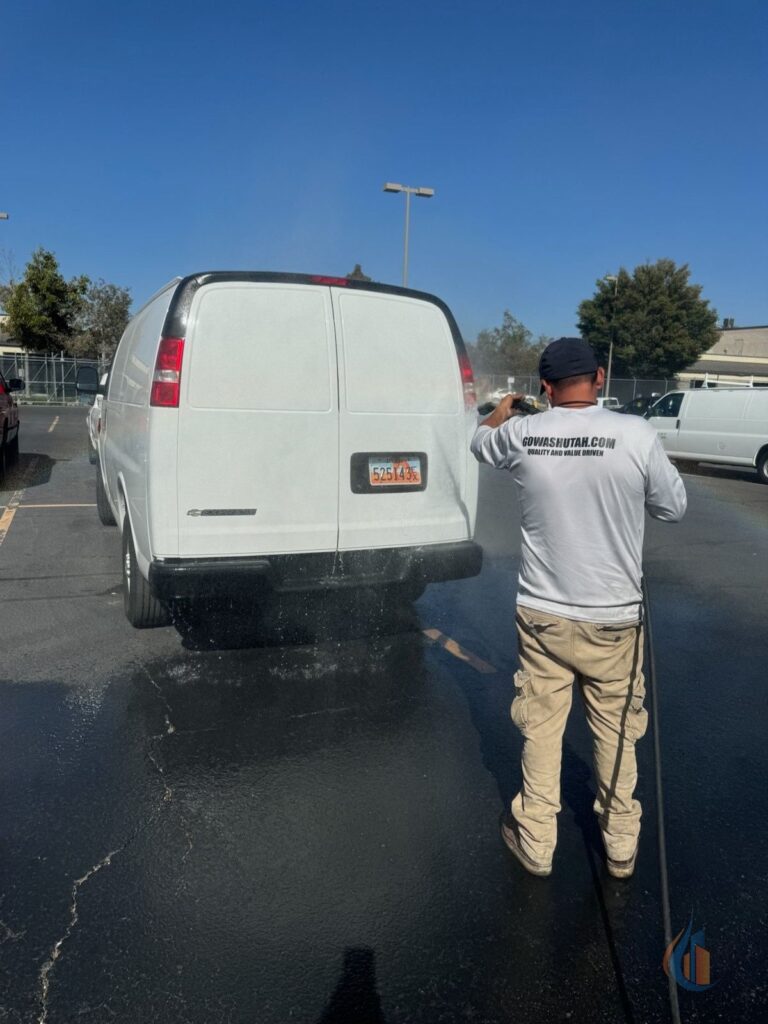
[606,846,638,879]
[500,816,552,877]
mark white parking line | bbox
[47,416,60,433]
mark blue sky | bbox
[2,0,767,340]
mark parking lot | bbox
[1,405,767,1023]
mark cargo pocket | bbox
[626,687,648,741]
[511,670,532,736]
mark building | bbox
[678,321,768,386]
[0,312,23,356]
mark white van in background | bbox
[78,272,482,627]
[644,387,768,482]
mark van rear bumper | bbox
[149,541,483,600]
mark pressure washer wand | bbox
[642,576,682,1024]
[476,396,547,417]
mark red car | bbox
[0,371,24,478]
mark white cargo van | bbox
[78,272,482,627]
[644,387,768,482]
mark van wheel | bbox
[96,465,117,525]
[757,450,768,485]
[122,519,169,628]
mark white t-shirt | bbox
[471,406,687,623]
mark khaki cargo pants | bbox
[511,605,648,865]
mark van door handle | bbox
[675,419,680,429]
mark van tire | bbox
[757,450,768,485]
[96,465,117,526]
[122,518,170,628]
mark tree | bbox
[71,279,132,359]
[0,249,20,312]
[4,248,89,353]
[470,311,550,375]
[346,263,372,282]
[577,260,719,378]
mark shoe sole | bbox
[500,823,552,877]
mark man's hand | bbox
[479,393,524,429]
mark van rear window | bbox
[186,284,333,412]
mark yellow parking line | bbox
[423,628,497,674]
[0,505,17,546]
[0,456,40,549]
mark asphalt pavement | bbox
[1,406,766,1024]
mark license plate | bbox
[368,457,422,487]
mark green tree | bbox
[4,248,89,353]
[471,311,550,374]
[71,279,132,359]
[0,250,19,311]
[577,260,718,378]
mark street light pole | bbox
[605,274,619,398]
[383,183,435,287]
[403,188,411,287]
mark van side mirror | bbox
[75,365,100,394]
[7,378,24,392]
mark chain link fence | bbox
[476,372,677,406]
[0,353,107,404]
[1,353,682,409]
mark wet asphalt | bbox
[0,406,766,1024]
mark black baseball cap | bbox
[539,337,599,383]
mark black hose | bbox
[642,576,682,1024]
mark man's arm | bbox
[470,394,522,469]
[645,434,687,521]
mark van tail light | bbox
[459,351,476,410]
[310,275,349,286]
[150,337,185,408]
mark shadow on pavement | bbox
[317,948,387,1024]
[0,451,59,494]
[673,461,760,484]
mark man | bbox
[471,337,686,879]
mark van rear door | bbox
[177,282,338,557]
[332,287,473,551]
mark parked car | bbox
[617,394,661,416]
[596,396,620,410]
[644,387,768,482]
[77,271,483,627]
[0,373,24,479]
